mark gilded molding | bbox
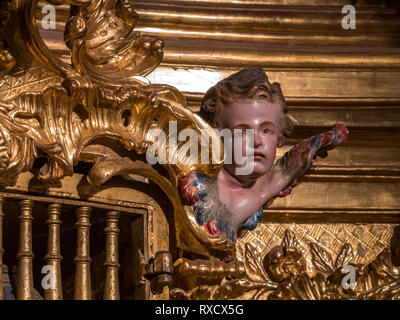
[0,0,399,300]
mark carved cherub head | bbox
[200,68,295,178]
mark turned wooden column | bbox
[73,206,92,300]
[16,200,34,300]
[44,203,63,300]
[103,211,120,300]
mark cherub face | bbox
[220,99,281,179]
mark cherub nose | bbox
[254,132,262,147]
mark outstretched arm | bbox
[270,123,349,198]
[178,123,349,242]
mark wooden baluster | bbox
[73,206,92,300]
[103,211,120,300]
[16,200,34,300]
[0,197,4,300]
[44,203,63,300]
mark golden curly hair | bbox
[199,68,295,147]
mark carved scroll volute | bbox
[18,0,77,79]
[17,0,164,88]
[65,0,165,86]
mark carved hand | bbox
[272,123,349,197]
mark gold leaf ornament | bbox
[309,243,335,274]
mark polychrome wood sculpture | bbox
[179,68,349,242]
[0,0,398,300]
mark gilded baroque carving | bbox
[0,0,227,257]
[65,0,165,86]
[0,0,222,185]
[0,78,222,184]
[0,0,15,78]
[0,0,398,300]
[171,231,400,300]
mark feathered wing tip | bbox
[194,176,264,242]
[241,208,263,231]
[193,178,238,242]
[213,207,263,241]
[215,210,239,242]
[180,172,264,242]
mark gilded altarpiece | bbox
[0,0,399,300]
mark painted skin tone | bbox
[216,99,284,226]
[215,98,348,229]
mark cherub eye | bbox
[263,128,271,134]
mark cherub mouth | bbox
[253,153,266,159]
